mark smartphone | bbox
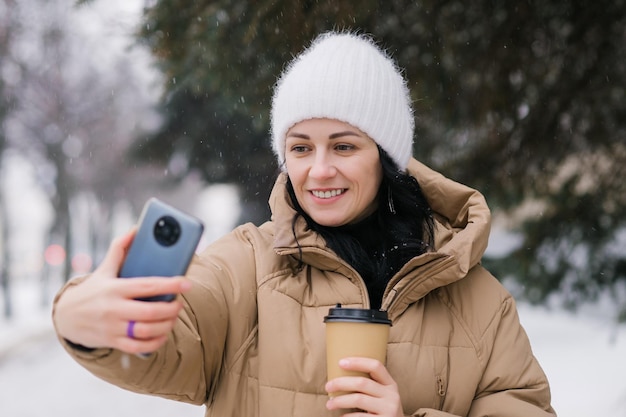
[119,198,204,302]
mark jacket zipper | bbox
[436,375,446,409]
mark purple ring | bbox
[127,320,136,339]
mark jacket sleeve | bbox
[467,295,556,416]
[53,226,260,406]
[408,295,556,417]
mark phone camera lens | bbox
[153,215,181,247]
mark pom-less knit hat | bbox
[271,31,415,170]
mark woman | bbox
[53,32,556,417]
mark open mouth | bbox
[311,189,345,199]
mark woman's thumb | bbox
[97,227,137,277]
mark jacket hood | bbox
[268,158,491,318]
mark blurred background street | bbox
[0,330,202,417]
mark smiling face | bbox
[284,118,383,227]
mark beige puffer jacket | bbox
[55,159,556,417]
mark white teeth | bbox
[312,189,344,199]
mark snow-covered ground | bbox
[519,304,626,416]
[1,279,625,417]
[0,281,202,417]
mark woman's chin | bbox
[309,215,348,228]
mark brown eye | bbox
[290,145,309,153]
[335,144,355,151]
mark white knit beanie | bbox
[271,31,414,170]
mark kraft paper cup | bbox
[324,304,392,397]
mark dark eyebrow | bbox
[329,131,362,139]
[286,131,362,140]
[286,132,310,139]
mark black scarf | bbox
[325,212,400,310]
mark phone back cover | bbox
[119,198,204,278]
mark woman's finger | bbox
[325,390,375,414]
[116,298,185,323]
[339,357,396,386]
[115,277,192,300]
[326,358,403,416]
[326,375,377,398]
[122,318,178,341]
[96,228,137,278]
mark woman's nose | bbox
[309,153,336,179]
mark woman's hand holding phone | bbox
[53,199,204,354]
[53,229,193,354]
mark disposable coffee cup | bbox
[324,304,392,397]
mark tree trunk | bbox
[0,197,12,319]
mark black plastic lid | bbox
[324,304,392,325]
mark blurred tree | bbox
[2,0,168,286]
[116,1,624,316]
[0,0,18,317]
[7,0,111,285]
